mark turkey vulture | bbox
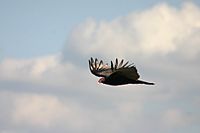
[89,57,154,86]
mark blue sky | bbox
[0,0,200,133]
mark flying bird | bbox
[89,57,154,86]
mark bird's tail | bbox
[136,80,155,85]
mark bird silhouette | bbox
[89,57,154,86]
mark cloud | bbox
[0,54,89,89]
[12,94,68,127]
[65,2,200,61]
[162,108,192,127]
[0,90,144,133]
[63,2,200,96]
[11,93,94,130]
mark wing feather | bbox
[118,59,124,68]
[111,61,114,71]
[115,58,118,69]
[89,57,140,80]
[89,57,113,77]
[122,61,129,68]
[98,60,103,70]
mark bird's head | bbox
[98,77,106,83]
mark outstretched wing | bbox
[89,58,140,80]
[110,58,140,80]
[89,57,113,77]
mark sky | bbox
[0,0,200,133]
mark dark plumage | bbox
[89,57,154,86]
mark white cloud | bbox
[0,55,59,79]
[12,95,93,130]
[162,108,193,127]
[0,91,144,132]
[0,54,88,88]
[67,2,200,60]
[12,94,69,127]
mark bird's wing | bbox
[89,58,140,80]
[110,67,140,80]
[89,57,113,77]
[109,58,140,80]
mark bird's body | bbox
[89,58,154,86]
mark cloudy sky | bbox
[0,0,200,133]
